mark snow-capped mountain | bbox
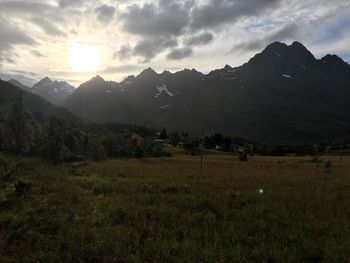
[32,77,74,106]
[63,41,350,143]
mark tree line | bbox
[0,96,170,164]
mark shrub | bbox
[134,145,144,159]
[239,151,248,162]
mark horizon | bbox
[0,0,350,86]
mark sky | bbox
[0,0,349,87]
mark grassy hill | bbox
[1,150,350,262]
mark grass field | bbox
[1,148,350,262]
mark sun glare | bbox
[69,43,101,72]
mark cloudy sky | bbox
[0,0,349,86]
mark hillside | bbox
[0,80,81,122]
[64,42,350,143]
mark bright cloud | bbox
[0,0,349,86]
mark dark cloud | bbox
[0,18,37,52]
[0,18,37,68]
[0,1,63,23]
[186,32,214,46]
[113,44,132,60]
[31,50,46,58]
[191,0,280,29]
[95,4,116,23]
[231,23,300,52]
[31,17,66,37]
[58,0,84,8]
[122,0,193,36]
[1,57,15,64]
[12,69,38,77]
[0,1,66,37]
[167,47,193,60]
[118,0,282,61]
[0,1,56,13]
[133,37,178,63]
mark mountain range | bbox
[0,79,80,123]
[2,41,350,143]
[9,76,75,106]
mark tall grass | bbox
[1,152,350,262]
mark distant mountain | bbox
[8,79,32,92]
[32,77,74,106]
[0,79,80,122]
[64,41,350,143]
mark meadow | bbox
[1,148,350,262]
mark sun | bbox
[69,43,101,72]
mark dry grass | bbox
[1,151,350,262]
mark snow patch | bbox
[300,65,307,70]
[154,84,174,98]
[282,74,292,79]
[275,52,281,57]
[160,105,170,109]
[106,90,112,94]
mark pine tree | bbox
[4,95,33,155]
[169,131,181,146]
[159,129,167,139]
[45,115,70,165]
[88,136,106,161]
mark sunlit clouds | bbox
[0,0,349,86]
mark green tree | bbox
[159,129,167,139]
[45,115,71,165]
[30,123,45,156]
[4,95,33,154]
[169,131,181,146]
[134,144,144,159]
[88,136,106,161]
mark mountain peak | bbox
[248,41,316,68]
[321,54,347,65]
[92,75,105,81]
[161,70,173,77]
[224,64,232,70]
[33,77,52,89]
[141,67,157,75]
[291,41,305,48]
[77,75,107,92]
[123,75,136,83]
[36,76,52,86]
[264,42,288,53]
[137,67,158,80]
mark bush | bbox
[88,137,106,161]
[239,151,248,162]
[134,145,144,159]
